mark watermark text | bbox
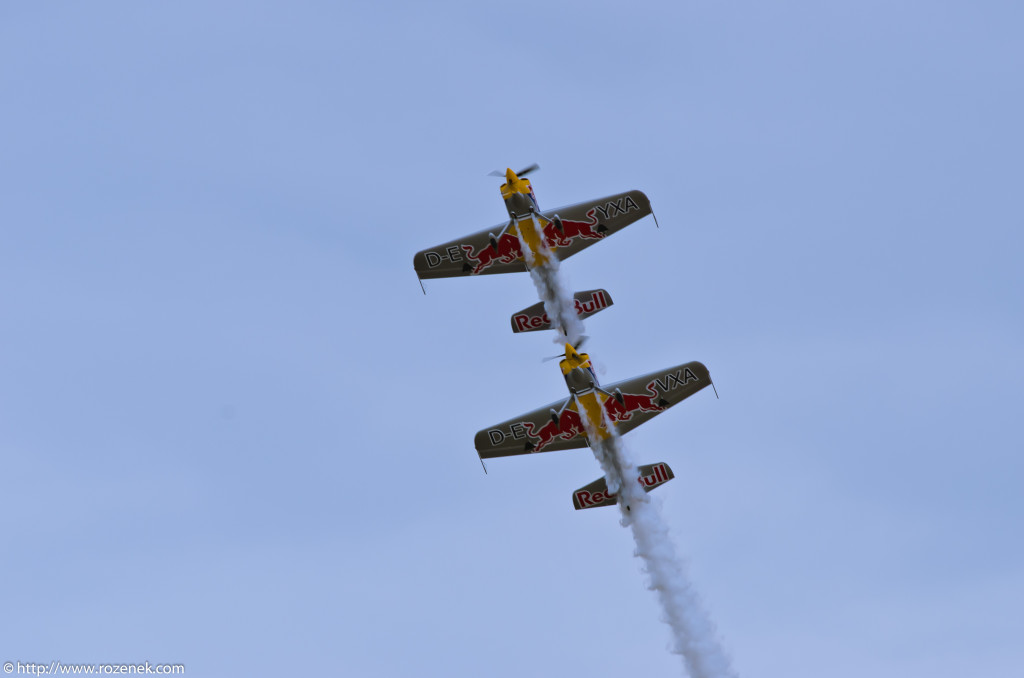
[5,661,184,675]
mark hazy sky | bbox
[2,2,1022,676]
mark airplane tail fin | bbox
[571,462,675,510]
[510,289,613,333]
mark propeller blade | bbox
[488,164,539,178]
[542,352,566,363]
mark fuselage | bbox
[499,168,550,268]
[500,168,540,218]
[558,345,611,441]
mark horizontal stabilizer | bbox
[572,462,675,510]
[511,289,613,333]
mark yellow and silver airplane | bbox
[475,342,716,510]
[413,165,658,281]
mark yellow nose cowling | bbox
[560,343,591,375]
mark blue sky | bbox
[2,2,1022,676]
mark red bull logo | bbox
[461,212,606,276]
[603,382,665,423]
[492,368,697,454]
[461,233,523,275]
[523,409,584,452]
[573,462,674,509]
[574,488,612,509]
[511,289,612,332]
[542,210,606,248]
[520,380,664,453]
[513,312,551,333]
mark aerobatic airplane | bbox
[413,165,658,282]
[475,343,715,510]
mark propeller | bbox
[541,335,588,362]
[487,163,540,178]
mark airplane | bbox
[475,342,716,510]
[412,165,659,284]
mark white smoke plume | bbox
[599,429,736,678]
[522,229,736,677]
[519,216,586,346]
[575,405,626,496]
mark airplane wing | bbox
[413,225,529,279]
[537,189,653,262]
[475,396,590,459]
[599,361,713,435]
[413,190,653,279]
[474,360,712,460]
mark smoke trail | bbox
[575,406,625,496]
[522,224,736,677]
[519,216,586,346]
[600,429,736,678]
